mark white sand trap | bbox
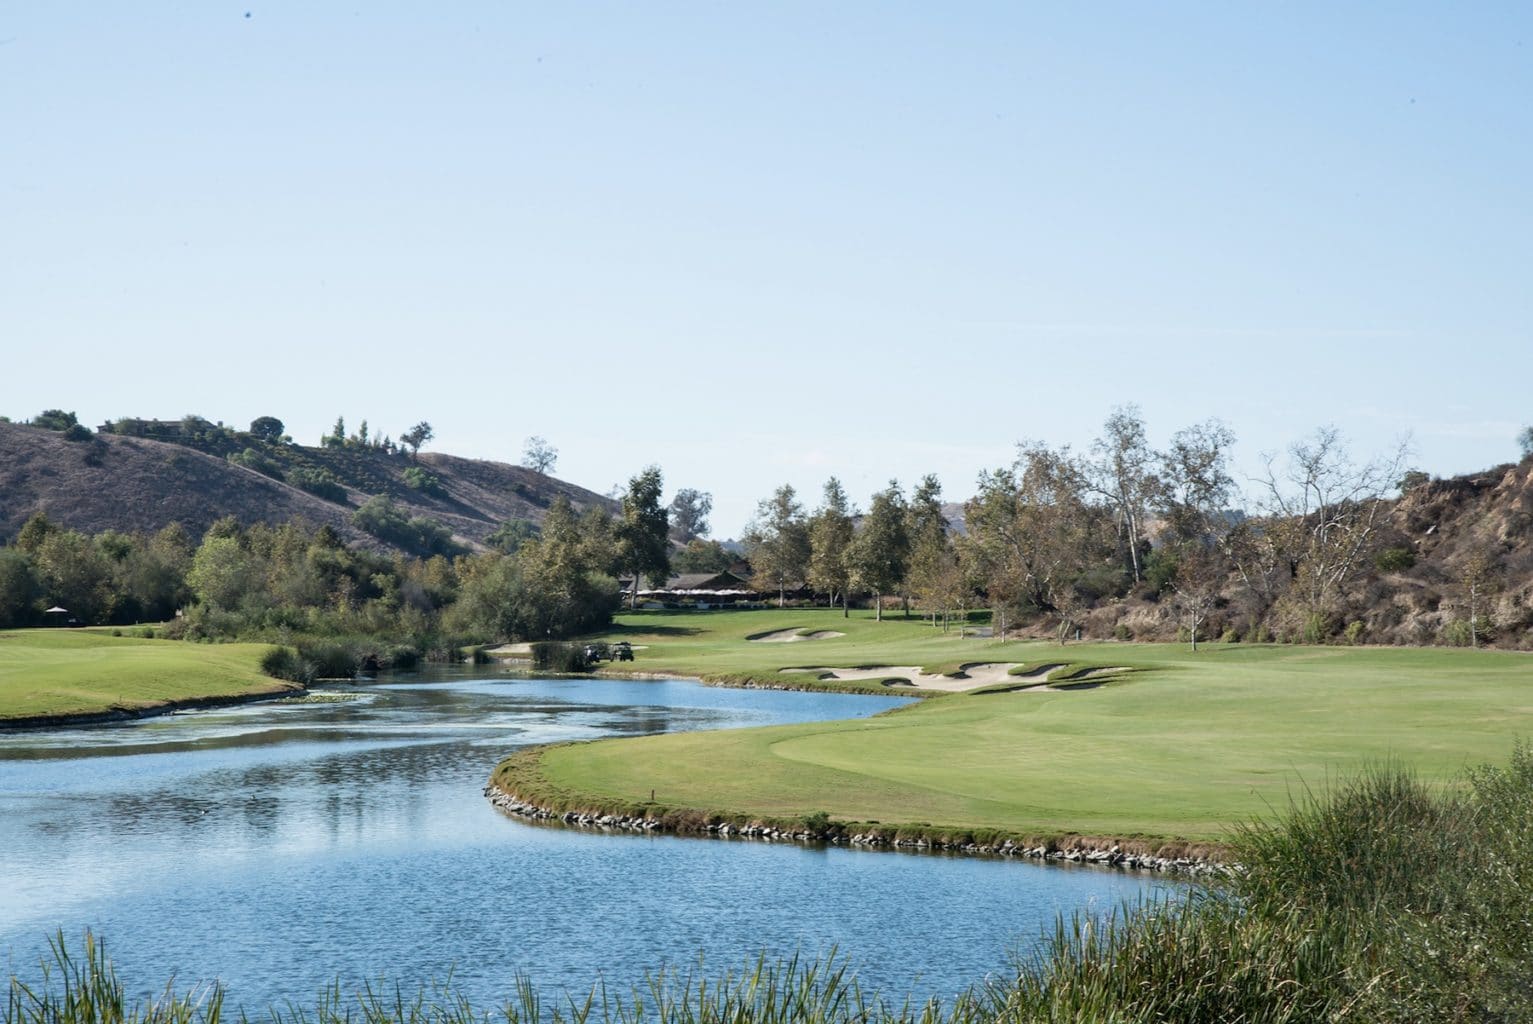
[780,662,1028,692]
[487,642,650,657]
[749,628,847,643]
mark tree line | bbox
[740,405,1438,646]
[0,466,680,658]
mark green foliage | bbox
[296,640,360,679]
[400,421,433,457]
[530,640,593,672]
[614,466,671,596]
[352,497,458,557]
[1142,546,1178,593]
[0,549,40,628]
[672,538,736,573]
[400,466,444,496]
[260,645,315,684]
[1374,545,1417,572]
[289,467,348,504]
[249,416,285,442]
[486,518,539,555]
[1343,620,1365,645]
[227,448,284,480]
[31,409,77,431]
[1398,468,1431,490]
[61,423,93,442]
[1301,612,1334,644]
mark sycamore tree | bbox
[667,488,713,543]
[1244,427,1410,634]
[807,478,856,616]
[852,480,910,621]
[1086,405,1160,583]
[522,436,558,475]
[745,485,811,608]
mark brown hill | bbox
[0,421,612,552]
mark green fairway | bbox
[495,609,1533,844]
[0,629,292,722]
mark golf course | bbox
[493,608,1533,847]
[0,629,291,723]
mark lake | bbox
[0,668,1173,1011]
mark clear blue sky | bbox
[3,3,1530,534]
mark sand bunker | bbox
[780,662,1029,692]
[749,628,847,643]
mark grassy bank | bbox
[0,629,292,723]
[496,608,1533,844]
[18,754,1533,1022]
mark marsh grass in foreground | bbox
[14,751,1533,1023]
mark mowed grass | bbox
[508,609,1533,842]
[0,629,290,721]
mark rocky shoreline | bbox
[484,784,1229,876]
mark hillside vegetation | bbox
[0,418,610,554]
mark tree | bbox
[852,480,910,621]
[668,488,713,543]
[1249,427,1410,629]
[1158,419,1237,544]
[1520,426,1533,460]
[249,417,285,443]
[613,467,670,608]
[322,416,346,449]
[963,443,1100,641]
[523,436,558,475]
[1087,405,1159,582]
[1459,549,1496,649]
[807,478,856,616]
[0,549,39,628]
[905,474,955,626]
[672,538,736,574]
[32,409,77,431]
[745,485,811,608]
[487,518,540,555]
[401,421,434,459]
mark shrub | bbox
[1221,627,1240,643]
[1375,546,1417,572]
[295,640,360,679]
[1113,624,1132,641]
[1301,613,1334,644]
[401,466,444,496]
[289,467,348,504]
[260,645,315,684]
[62,423,94,442]
[228,448,284,480]
[1343,620,1366,645]
[530,641,592,672]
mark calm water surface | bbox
[0,668,1172,1009]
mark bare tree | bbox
[522,436,558,475]
[1250,426,1411,623]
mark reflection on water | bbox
[0,668,1171,1009]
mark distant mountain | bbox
[0,420,612,552]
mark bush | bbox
[1343,620,1365,645]
[260,645,315,684]
[530,641,592,673]
[228,448,284,480]
[401,466,444,496]
[1220,627,1240,643]
[289,467,348,504]
[1301,613,1334,644]
[1375,546,1417,572]
[62,422,93,442]
[296,640,360,679]
[1113,624,1132,641]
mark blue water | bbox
[0,669,1171,1010]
